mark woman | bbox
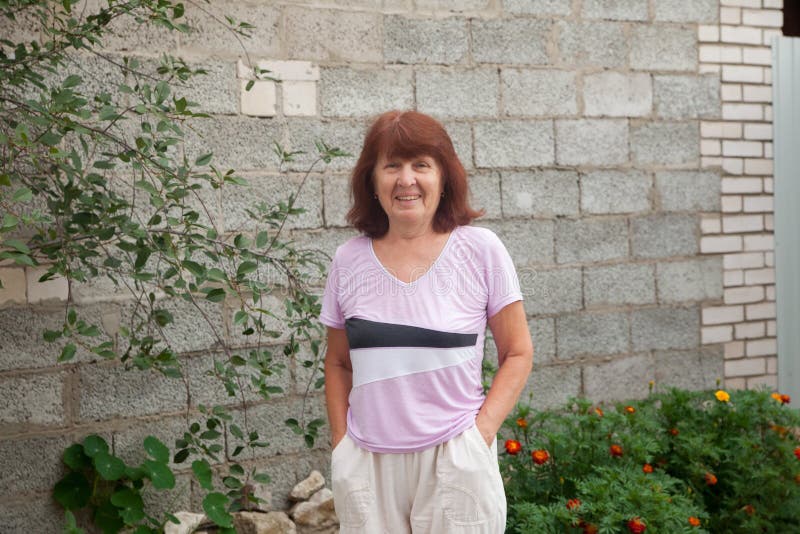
[320,110,533,533]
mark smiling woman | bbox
[321,110,534,534]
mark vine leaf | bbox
[203,492,233,528]
[143,460,175,490]
[82,434,109,458]
[93,451,126,481]
[53,472,91,510]
[143,436,170,464]
[192,459,214,490]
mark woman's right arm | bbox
[324,326,352,448]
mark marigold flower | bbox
[594,406,604,417]
[715,390,730,402]
[781,394,791,404]
[624,405,636,414]
[669,428,679,436]
[794,447,800,460]
[580,521,598,534]
[742,504,755,516]
[610,444,623,457]
[642,463,653,474]
[627,517,646,533]
[532,449,550,465]
[705,472,718,486]
[516,417,528,428]
[688,516,701,527]
[771,392,783,403]
[794,473,800,484]
[504,439,522,455]
[566,498,581,510]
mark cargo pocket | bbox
[331,434,374,529]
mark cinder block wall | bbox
[0,0,781,528]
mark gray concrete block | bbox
[284,7,381,62]
[183,115,285,172]
[654,0,719,23]
[501,169,579,217]
[474,219,555,266]
[227,292,293,347]
[101,10,177,54]
[656,257,723,303]
[556,21,628,68]
[78,362,187,421]
[323,174,352,228]
[583,353,655,401]
[583,71,652,117]
[0,6,40,44]
[444,121,474,170]
[417,69,499,118]
[471,18,550,65]
[0,496,65,534]
[320,67,413,117]
[185,351,286,409]
[0,305,116,371]
[656,170,720,212]
[521,364,582,410]
[555,218,629,264]
[283,118,366,173]
[584,263,656,307]
[504,0,571,15]
[52,52,128,105]
[557,311,630,360]
[469,171,502,219]
[221,173,323,232]
[631,306,700,351]
[630,121,699,166]
[415,0,491,10]
[654,346,724,392]
[630,25,697,72]
[140,473,192,520]
[583,0,648,21]
[0,435,69,495]
[0,372,64,426]
[474,121,555,168]
[522,268,583,315]
[631,213,698,259]
[581,170,652,215]
[555,119,629,166]
[384,16,468,64]
[654,75,720,119]
[529,317,555,365]
[112,414,195,469]
[501,69,577,117]
[179,2,281,57]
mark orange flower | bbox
[688,516,701,527]
[627,517,646,533]
[669,428,679,436]
[516,417,528,428]
[770,424,788,437]
[504,439,522,455]
[794,447,800,460]
[742,504,755,516]
[580,521,599,534]
[642,463,654,474]
[610,444,623,457]
[771,392,783,403]
[624,405,636,414]
[781,394,791,404]
[532,449,550,465]
[794,473,800,484]
[566,498,581,510]
[715,389,730,402]
[705,472,718,486]
[594,406,604,417]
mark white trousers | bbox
[331,423,507,533]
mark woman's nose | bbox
[397,164,417,186]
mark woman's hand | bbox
[332,431,347,450]
[475,414,499,448]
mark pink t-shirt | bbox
[320,224,522,453]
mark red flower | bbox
[794,447,800,460]
[742,504,755,516]
[794,473,800,484]
[642,463,653,474]
[516,417,528,428]
[705,472,718,486]
[627,517,647,533]
[610,444,623,457]
[579,521,598,534]
[688,516,701,527]
[505,439,522,455]
[594,406,604,417]
[624,405,636,414]
[781,394,791,404]
[566,498,581,510]
[669,428,679,436]
[531,449,550,465]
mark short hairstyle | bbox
[346,110,483,238]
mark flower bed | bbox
[499,387,800,533]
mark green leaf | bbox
[43,329,63,342]
[40,131,62,146]
[11,187,32,202]
[144,436,170,463]
[82,434,109,457]
[173,449,190,464]
[3,238,30,253]
[192,459,214,490]
[195,153,212,166]
[93,451,126,481]
[222,476,242,489]
[93,500,124,533]
[203,493,233,528]
[236,261,257,278]
[255,231,269,248]
[63,75,82,88]
[63,510,84,534]
[205,288,225,302]
[182,260,205,278]
[53,472,91,510]
[233,311,248,326]
[152,309,173,327]
[143,460,175,489]
[253,472,271,484]
[63,444,91,470]
[59,343,77,362]
[110,488,145,524]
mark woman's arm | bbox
[475,300,534,446]
[324,326,352,448]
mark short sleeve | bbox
[484,231,523,318]
[320,250,346,329]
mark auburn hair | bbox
[346,110,483,238]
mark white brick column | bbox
[698,0,782,389]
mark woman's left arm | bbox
[475,300,534,446]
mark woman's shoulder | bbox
[331,234,370,263]
[454,224,503,247]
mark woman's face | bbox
[373,153,444,232]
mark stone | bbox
[654,75,720,119]
[654,0,719,23]
[469,171,502,219]
[581,170,651,214]
[251,483,273,512]
[471,18,550,65]
[656,258,723,303]
[584,354,655,401]
[0,267,26,308]
[557,20,628,68]
[583,71,652,117]
[529,317,555,364]
[385,16,468,64]
[417,69,499,118]
[505,0,571,15]
[557,312,630,360]
[584,263,656,307]
[556,118,629,164]
[630,25,697,72]
[241,80,277,117]
[521,364,582,410]
[631,306,701,351]
[474,219,555,266]
[501,69,577,117]
[0,372,65,426]
[655,170,720,211]
[322,174,352,228]
[234,511,297,534]
[284,6,381,62]
[474,121,555,168]
[164,512,206,534]
[282,118,365,173]
[179,3,281,56]
[290,470,326,501]
[501,169,578,218]
[654,347,724,391]
[583,0,648,21]
[0,435,69,494]
[0,496,65,534]
[631,214,698,259]
[522,268,582,315]
[630,121,699,166]
[291,488,337,530]
[555,218,629,264]
[320,67,413,117]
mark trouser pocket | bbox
[331,435,374,529]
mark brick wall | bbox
[0,0,784,529]
[697,0,781,389]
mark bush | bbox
[500,387,800,533]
